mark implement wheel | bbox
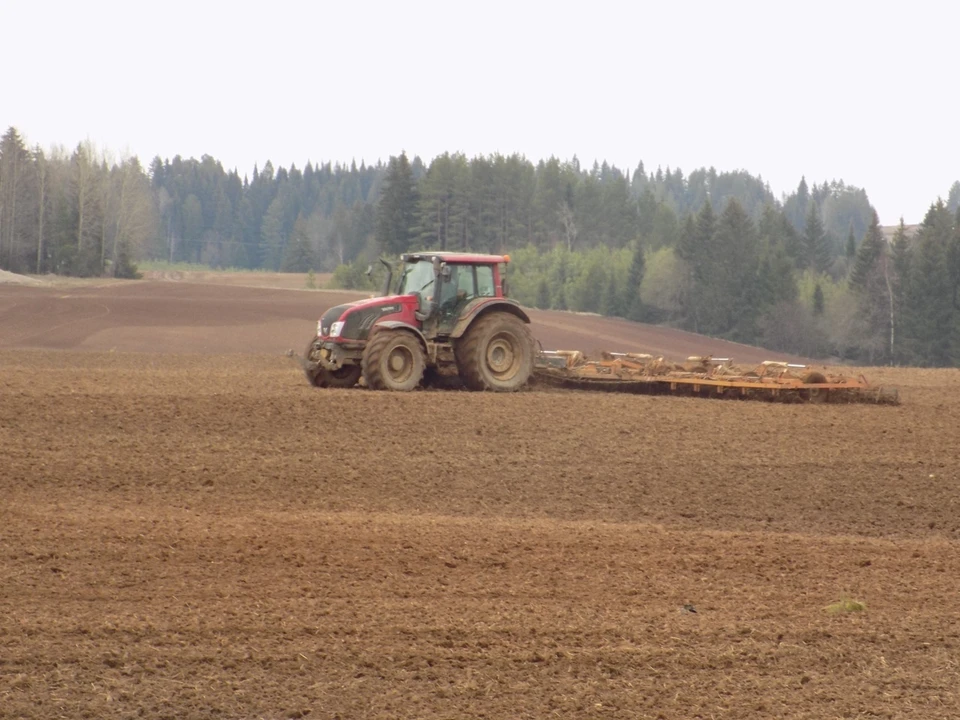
[304,341,361,388]
[362,330,425,391]
[455,312,534,391]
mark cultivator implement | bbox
[534,351,899,405]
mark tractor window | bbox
[457,266,476,299]
[476,265,495,297]
[397,260,435,297]
[439,265,475,311]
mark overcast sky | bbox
[3,1,957,224]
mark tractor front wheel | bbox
[305,341,361,388]
[456,312,534,391]
[307,364,362,389]
[362,330,426,391]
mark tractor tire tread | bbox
[455,312,534,392]
[362,329,425,391]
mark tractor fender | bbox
[371,320,429,350]
[449,299,531,339]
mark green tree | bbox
[68,141,104,276]
[850,210,884,291]
[819,180,873,244]
[783,176,809,232]
[281,214,317,272]
[624,241,646,320]
[899,201,957,365]
[566,247,607,313]
[0,127,35,271]
[758,202,802,264]
[600,262,629,318]
[754,240,798,310]
[813,283,825,315]
[375,152,419,255]
[106,157,153,277]
[535,277,551,309]
[707,199,761,339]
[945,181,959,215]
[803,203,830,273]
[418,152,469,250]
[677,199,714,266]
[545,246,571,310]
[845,224,856,259]
[677,200,716,332]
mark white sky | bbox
[3,0,957,224]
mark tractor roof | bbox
[401,251,509,264]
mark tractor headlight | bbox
[329,321,345,338]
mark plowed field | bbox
[0,279,813,364]
[1,278,959,719]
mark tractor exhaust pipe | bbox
[365,258,395,297]
[379,257,393,296]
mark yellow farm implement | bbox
[534,351,899,404]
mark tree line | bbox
[367,151,960,367]
[0,128,152,277]
[2,124,960,365]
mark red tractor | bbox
[303,252,535,391]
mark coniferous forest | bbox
[2,126,960,366]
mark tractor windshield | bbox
[396,259,435,297]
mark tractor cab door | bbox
[434,264,496,336]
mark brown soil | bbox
[1,281,958,719]
[0,279,812,365]
[140,270,334,290]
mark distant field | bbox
[0,276,812,364]
[139,268,335,290]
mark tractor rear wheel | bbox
[304,342,361,388]
[362,330,425,391]
[455,312,534,391]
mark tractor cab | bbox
[396,252,505,334]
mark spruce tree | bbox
[891,219,911,284]
[677,199,714,269]
[601,271,625,318]
[947,180,960,215]
[698,199,759,339]
[375,152,419,256]
[624,241,646,321]
[845,224,857,259]
[803,203,830,273]
[813,283,825,315]
[949,205,960,312]
[850,210,884,291]
[900,202,956,365]
[535,278,551,309]
[755,241,798,309]
[783,176,809,232]
[677,202,715,333]
[280,215,317,272]
[677,214,696,260]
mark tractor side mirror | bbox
[440,264,452,280]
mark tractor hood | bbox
[318,295,415,340]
